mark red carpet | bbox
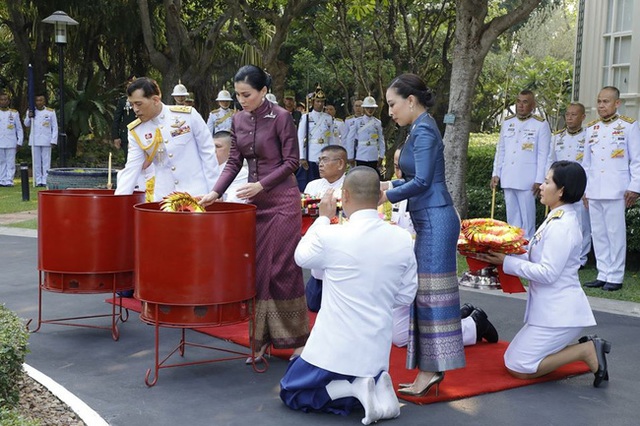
[108,297,590,404]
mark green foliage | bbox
[0,304,29,408]
[626,206,640,253]
[0,407,39,426]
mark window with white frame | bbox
[602,0,633,94]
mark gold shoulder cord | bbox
[131,127,162,163]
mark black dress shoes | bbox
[584,280,606,288]
[591,337,611,388]
[460,303,476,319]
[470,308,499,343]
[602,282,622,291]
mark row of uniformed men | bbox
[491,87,640,292]
[0,92,58,187]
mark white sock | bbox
[374,372,400,419]
[326,377,381,425]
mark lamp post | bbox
[42,11,78,168]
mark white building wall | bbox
[576,0,640,121]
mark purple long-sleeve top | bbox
[213,99,299,195]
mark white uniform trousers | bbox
[577,201,592,267]
[504,188,536,240]
[589,198,626,284]
[392,305,476,347]
[32,146,52,186]
[0,147,17,185]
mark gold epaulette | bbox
[533,114,545,122]
[620,115,636,124]
[210,108,220,114]
[8,108,18,113]
[549,209,564,220]
[553,128,566,136]
[169,105,192,113]
[345,115,354,120]
[587,118,601,127]
[504,114,516,121]
[127,118,142,131]
[334,118,344,122]
[46,107,54,111]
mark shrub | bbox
[0,304,29,408]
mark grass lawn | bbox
[1,182,638,305]
[0,178,47,214]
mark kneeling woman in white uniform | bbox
[476,160,611,388]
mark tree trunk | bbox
[443,0,544,217]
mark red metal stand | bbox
[142,298,266,387]
[28,271,130,341]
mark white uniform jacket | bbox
[0,109,24,148]
[583,115,640,200]
[492,114,551,189]
[346,115,385,162]
[206,107,234,136]
[303,174,345,199]
[332,117,348,147]
[546,127,586,171]
[24,108,58,146]
[503,203,596,328]
[297,110,334,163]
[115,104,219,200]
[295,209,418,376]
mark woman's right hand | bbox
[198,190,220,207]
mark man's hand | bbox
[583,196,589,209]
[624,190,639,208]
[236,182,263,200]
[28,110,35,118]
[198,191,220,207]
[378,190,388,206]
[319,188,337,218]
[300,159,309,170]
[490,176,500,189]
[114,138,121,149]
[532,183,541,197]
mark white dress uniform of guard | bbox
[298,96,334,164]
[346,96,385,170]
[24,96,58,187]
[582,87,640,291]
[0,93,24,187]
[546,103,590,266]
[115,77,219,201]
[492,90,551,240]
[207,90,235,136]
[344,99,364,135]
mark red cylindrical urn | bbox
[134,202,256,327]
[38,189,145,293]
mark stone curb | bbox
[23,364,109,426]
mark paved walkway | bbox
[1,227,639,426]
[0,209,37,225]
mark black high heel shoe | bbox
[592,337,611,388]
[398,372,444,397]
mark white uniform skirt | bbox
[504,323,584,374]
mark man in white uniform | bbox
[346,96,385,173]
[546,103,591,267]
[296,86,335,191]
[303,145,347,198]
[207,90,235,136]
[171,81,188,106]
[213,130,248,203]
[281,167,417,425]
[24,95,57,186]
[491,90,551,240]
[583,86,640,291]
[325,104,347,147]
[115,77,219,200]
[0,93,23,187]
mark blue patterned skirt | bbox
[406,204,465,372]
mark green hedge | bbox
[0,304,29,408]
[466,133,640,252]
